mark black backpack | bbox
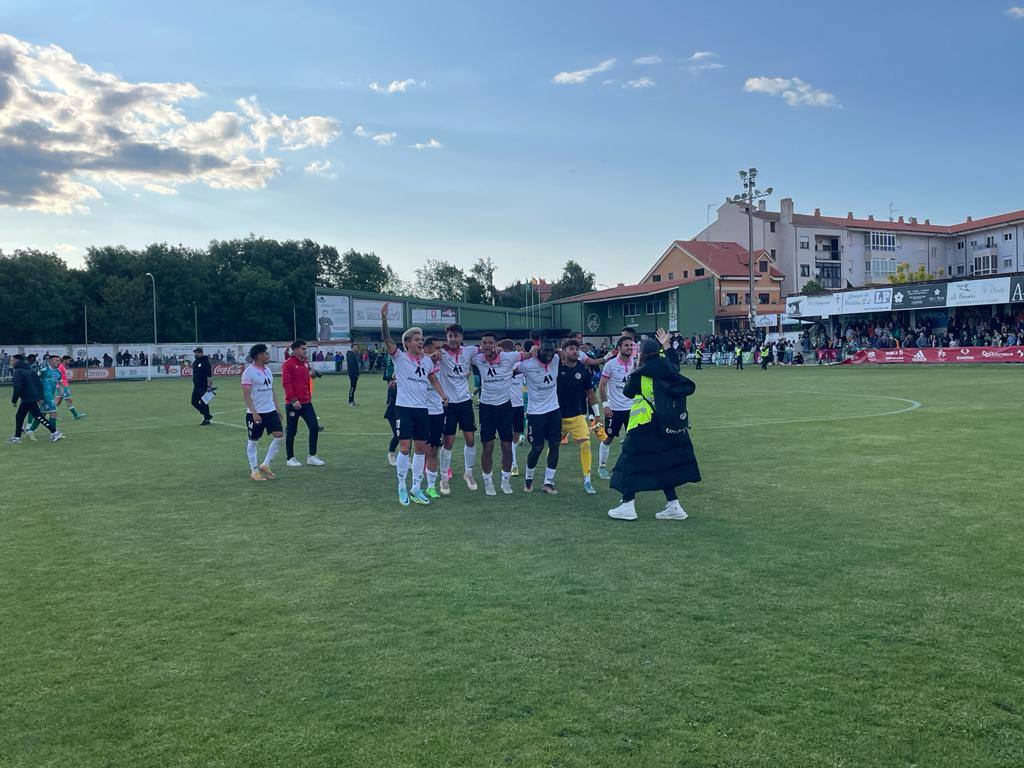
[640,376,690,438]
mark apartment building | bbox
[695,199,1024,296]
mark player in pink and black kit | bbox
[437,323,479,494]
[471,332,524,496]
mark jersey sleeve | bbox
[600,360,614,379]
[241,368,254,388]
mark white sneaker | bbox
[50,431,65,442]
[306,455,325,466]
[439,477,451,496]
[286,458,302,467]
[500,479,514,494]
[25,430,37,442]
[655,502,688,520]
[387,452,397,466]
[464,472,478,491]
[483,479,497,497]
[608,501,637,521]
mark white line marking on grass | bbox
[697,391,922,430]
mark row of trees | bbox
[0,238,596,344]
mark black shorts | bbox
[511,405,525,434]
[443,398,476,436]
[527,408,562,446]
[604,409,630,439]
[428,413,445,448]
[246,410,283,440]
[396,405,430,441]
[479,401,513,443]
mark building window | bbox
[974,253,997,276]
[758,260,768,273]
[770,249,776,259]
[645,299,665,315]
[957,265,965,275]
[800,264,810,277]
[651,274,661,283]
[970,240,979,248]
[818,263,843,289]
[623,302,639,317]
[724,293,738,306]
[865,231,897,252]
[799,236,809,249]
[667,272,674,280]
[744,293,751,305]
[1004,232,1013,241]
[1004,258,1014,268]
[770,221,776,233]
[683,270,688,278]
[865,257,896,280]
[758,293,771,305]
[694,268,705,277]
[957,241,964,250]
[985,236,997,247]
[607,304,613,318]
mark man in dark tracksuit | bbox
[8,354,60,443]
[191,347,213,425]
[345,347,361,407]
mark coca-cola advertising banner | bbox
[844,346,1024,365]
[180,362,247,377]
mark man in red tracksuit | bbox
[281,339,325,467]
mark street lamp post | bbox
[193,302,199,344]
[145,272,156,381]
[730,169,773,334]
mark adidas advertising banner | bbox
[890,284,947,309]
[843,346,1024,365]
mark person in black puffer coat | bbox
[609,338,701,521]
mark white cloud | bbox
[743,76,840,108]
[369,78,419,94]
[304,160,337,178]
[686,51,716,62]
[624,77,657,89]
[552,58,616,85]
[411,138,442,150]
[1008,6,1024,18]
[371,132,396,146]
[53,243,78,255]
[353,125,369,137]
[633,55,662,65]
[0,33,342,213]
[601,79,617,86]
[683,51,724,72]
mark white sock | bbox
[511,445,518,469]
[583,473,591,483]
[246,441,259,471]
[501,470,511,483]
[464,445,476,474]
[262,436,282,466]
[439,447,452,475]
[544,467,556,484]
[427,470,438,489]
[525,466,535,480]
[483,471,493,485]
[411,453,426,492]
[599,442,610,466]
[397,451,411,488]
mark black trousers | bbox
[286,402,319,459]
[191,385,211,419]
[348,373,359,403]
[15,402,55,437]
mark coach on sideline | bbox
[191,347,213,425]
[282,340,325,467]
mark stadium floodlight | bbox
[732,170,774,333]
[145,272,156,382]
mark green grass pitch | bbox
[2,366,1022,767]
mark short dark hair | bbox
[290,339,306,350]
[530,329,544,341]
[481,331,498,340]
[61,355,71,361]
[445,323,464,335]
[249,343,268,359]
[523,339,534,352]
[616,335,633,347]
[561,339,579,350]
[13,353,24,361]
[422,336,438,348]
[498,339,514,351]
[193,346,203,353]
[620,326,636,337]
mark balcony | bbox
[814,247,841,262]
[971,244,999,256]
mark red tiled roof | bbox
[672,240,785,279]
[554,278,692,304]
[949,209,1024,234]
[751,203,1024,235]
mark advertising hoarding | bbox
[945,277,1011,308]
[411,306,457,326]
[315,293,351,340]
[352,299,403,327]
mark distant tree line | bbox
[0,238,596,344]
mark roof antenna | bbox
[888,202,897,222]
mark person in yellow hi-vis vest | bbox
[608,338,701,521]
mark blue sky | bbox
[1,0,1022,286]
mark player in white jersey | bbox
[438,323,479,493]
[420,336,447,499]
[499,339,525,476]
[515,340,561,494]
[241,343,284,481]
[597,335,636,480]
[381,304,448,507]
[471,332,523,496]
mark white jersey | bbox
[438,344,478,404]
[392,348,432,409]
[509,367,524,408]
[472,350,523,406]
[601,356,634,412]
[424,361,444,415]
[241,364,276,414]
[517,356,560,415]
